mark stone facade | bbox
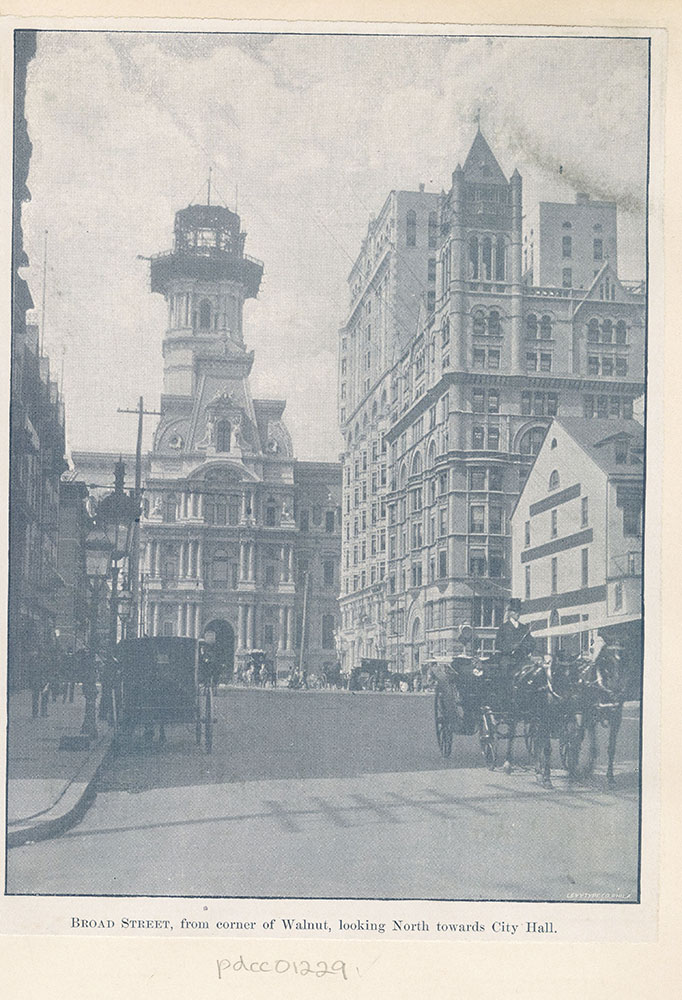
[75,200,341,681]
[338,130,646,670]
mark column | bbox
[195,541,202,581]
[177,604,183,637]
[239,541,247,580]
[286,607,294,651]
[249,543,256,582]
[197,494,204,520]
[288,546,294,581]
[280,545,287,580]
[194,605,201,639]
[237,604,245,649]
[250,605,256,648]
[245,606,253,650]
[241,492,248,520]
[278,606,286,651]
[152,603,159,636]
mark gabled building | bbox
[339,128,646,671]
[510,416,643,663]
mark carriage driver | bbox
[495,599,534,676]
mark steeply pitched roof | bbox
[554,417,644,478]
[462,129,508,186]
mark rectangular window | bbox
[472,426,485,449]
[533,392,545,416]
[473,389,485,413]
[551,557,558,594]
[581,496,589,527]
[562,268,572,288]
[469,551,486,576]
[324,560,335,587]
[521,391,532,415]
[488,349,500,370]
[623,398,633,419]
[411,562,423,587]
[597,395,609,419]
[583,395,595,418]
[601,356,614,376]
[525,565,531,600]
[525,521,531,547]
[540,353,552,372]
[526,352,538,372]
[488,390,499,414]
[614,582,623,610]
[615,357,628,377]
[581,547,589,587]
[325,510,335,533]
[470,506,485,533]
[439,507,448,537]
[562,235,572,258]
[551,509,558,538]
[488,427,500,451]
[609,397,621,417]
[489,506,504,534]
[489,549,504,578]
[438,550,448,578]
[594,239,603,260]
[489,466,503,491]
[547,393,558,417]
[473,348,486,369]
[470,469,486,491]
[588,356,600,376]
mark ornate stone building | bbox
[74,198,341,682]
[339,130,646,670]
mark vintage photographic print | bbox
[5,24,653,913]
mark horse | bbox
[578,644,628,787]
[473,651,547,774]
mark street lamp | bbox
[82,523,111,739]
[117,589,133,636]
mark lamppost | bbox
[94,459,140,723]
[83,523,111,739]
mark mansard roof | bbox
[462,129,508,186]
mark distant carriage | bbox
[349,658,391,691]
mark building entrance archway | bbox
[203,618,235,680]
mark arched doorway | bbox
[203,618,235,680]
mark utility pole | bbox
[117,397,161,636]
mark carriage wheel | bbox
[434,690,453,758]
[564,717,595,780]
[204,686,213,754]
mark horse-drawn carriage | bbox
[428,634,629,786]
[114,636,218,753]
[349,658,391,691]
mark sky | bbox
[20,30,649,463]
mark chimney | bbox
[576,192,590,204]
[419,183,425,193]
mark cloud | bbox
[22,31,648,461]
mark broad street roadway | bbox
[6,688,641,901]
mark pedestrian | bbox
[27,646,48,718]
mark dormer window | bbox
[216,420,231,453]
[199,299,212,329]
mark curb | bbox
[7,731,115,848]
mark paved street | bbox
[6,689,641,901]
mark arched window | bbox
[427,440,437,469]
[199,299,212,329]
[216,420,231,453]
[526,314,538,339]
[601,319,613,343]
[372,400,378,420]
[428,211,438,249]
[519,427,547,456]
[616,320,627,344]
[540,315,552,339]
[469,236,479,279]
[549,469,560,490]
[400,463,408,489]
[587,318,600,343]
[406,209,417,247]
[482,237,492,280]
[473,310,486,335]
[411,451,422,477]
[488,310,501,336]
[495,236,506,280]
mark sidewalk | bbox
[6,689,114,847]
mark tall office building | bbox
[339,130,646,671]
